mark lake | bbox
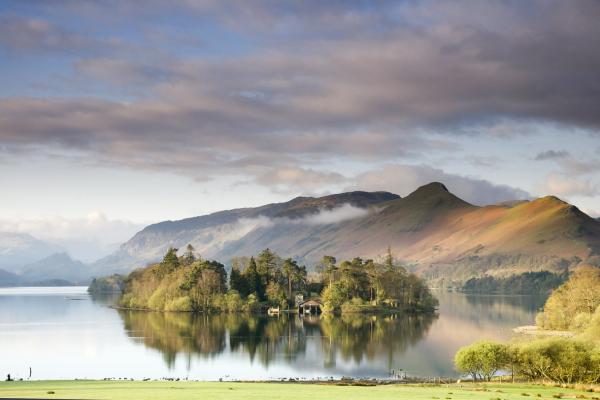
[0,287,545,380]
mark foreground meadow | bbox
[0,381,598,400]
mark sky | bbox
[1,0,599,259]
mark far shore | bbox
[513,325,575,337]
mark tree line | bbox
[461,271,567,295]
[119,245,437,314]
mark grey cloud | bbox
[535,150,570,161]
[0,15,126,54]
[347,164,530,206]
[1,1,600,191]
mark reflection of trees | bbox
[118,311,226,368]
[433,290,547,327]
[89,291,121,306]
[117,311,435,371]
[319,313,436,369]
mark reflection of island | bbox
[117,311,437,370]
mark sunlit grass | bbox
[0,381,597,400]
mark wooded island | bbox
[118,246,437,314]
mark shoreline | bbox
[512,325,575,337]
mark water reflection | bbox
[0,288,548,380]
[117,311,437,373]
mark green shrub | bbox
[148,286,167,310]
[165,296,192,311]
[570,312,592,332]
[242,293,260,313]
[454,340,510,381]
[513,338,598,384]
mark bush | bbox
[570,312,592,332]
[341,297,368,313]
[148,286,167,310]
[164,296,192,311]
[583,306,600,340]
[242,293,260,313]
[454,340,510,381]
[225,290,243,312]
[513,338,598,384]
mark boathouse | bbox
[298,299,322,315]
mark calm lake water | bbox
[0,287,546,380]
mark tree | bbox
[282,258,307,299]
[229,264,248,297]
[338,258,369,299]
[184,244,196,265]
[317,255,337,287]
[321,281,350,313]
[243,256,264,300]
[537,266,600,330]
[266,281,287,308]
[154,247,180,278]
[364,259,382,303]
[256,248,279,285]
[454,341,510,381]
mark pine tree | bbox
[184,244,196,265]
[243,256,264,300]
[229,264,248,297]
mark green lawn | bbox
[0,381,598,400]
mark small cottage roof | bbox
[299,299,322,306]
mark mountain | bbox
[0,269,22,286]
[92,191,399,274]
[0,232,63,272]
[19,252,90,285]
[92,183,600,284]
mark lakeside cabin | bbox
[298,299,322,315]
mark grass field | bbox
[0,381,598,400]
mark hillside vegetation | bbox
[461,271,567,294]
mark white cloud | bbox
[301,204,370,225]
[544,173,600,198]
[0,212,144,262]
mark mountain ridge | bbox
[92,183,600,284]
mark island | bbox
[118,246,438,314]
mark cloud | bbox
[0,212,144,261]
[0,15,125,54]
[535,150,570,161]
[544,174,600,198]
[347,164,530,206]
[187,205,371,256]
[301,204,370,225]
[254,167,347,194]
[1,1,599,199]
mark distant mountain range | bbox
[0,232,63,271]
[0,232,90,286]
[91,183,600,285]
